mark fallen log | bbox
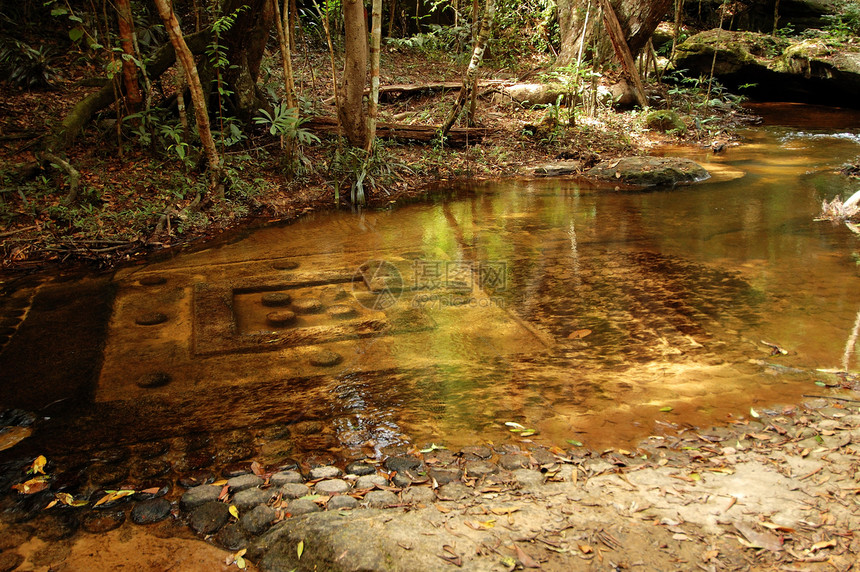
[304,116,490,146]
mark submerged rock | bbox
[586,156,710,188]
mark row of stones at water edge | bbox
[2,399,860,556]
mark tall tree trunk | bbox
[338,0,368,147]
[272,0,296,108]
[116,0,142,112]
[152,0,221,175]
[441,0,494,137]
[557,0,672,67]
[220,0,273,121]
[367,0,383,150]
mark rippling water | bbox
[2,110,859,463]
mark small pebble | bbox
[309,466,341,479]
[327,495,358,510]
[364,490,398,508]
[315,479,350,494]
[131,498,171,525]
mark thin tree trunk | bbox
[441,0,494,137]
[597,0,647,108]
[670,0,684,62]
[314,0,342,139]
[772,0,781,36]
[116,0,142,112]
[339,0,368,147]
[273,0,296,108]
[367,0,383,150]
[152,0,221,177]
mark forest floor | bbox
[0,44,755,273]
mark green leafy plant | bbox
[0,39,59,89]
[326,141,411,206]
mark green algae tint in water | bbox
[2,118,860,460]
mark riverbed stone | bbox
[327,495,358,510]
[383,456,422,473]
[460,445,492,460]
[32,512,78,541]
[309,466,341,479]
[286,499,321,515]
[402,487,436,504]
[586,156,710,188]
[531,448,557,466]
[228,474,263,493]
[499,454,529,470]
[232,487,274,511]
[364,490,398,508]
[88,462,128,487]
[270,470,303,486]
[214,523,247,551]
[512,469,545,487]
[81,508,125,533]
[391,473,413,488]
[465,460,498,478]
[345,461,375,476]
[131,498,171,525]
[189,501,231,535]
[180,484,222,512]
[428,467,461,485]
[315,479,350,494]
[280,483,310,499]
[178,470,215,488]
[240,504,276,536]
[437,483,471,501]
[355,475,388,489]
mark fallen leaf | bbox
[659,406,673,412]
[515,544,541,568]
[139,487,161,495]
[12,475,50,494]
[567,329,592,339]
[810,538,836,552]
[30,455,47,475]
[734,522,783,552]
[578,544,594,554]
[297,539,304,559]
[566,439,584,447]
[229,505,240,519]
[250,461,264,476]
[750,408,760,418]
[505,422,525,430]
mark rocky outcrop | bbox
[585,156,710,188]
[684,0,840,33]
[675,30,860,108]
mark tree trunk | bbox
[367,0,383,149]
[272,0,296,108]
[220,0,274,121]
[441,0,495,136]
[338,0,368,147]
[50,30,211,151]
[116,0,142,112]
[557,0,672,66]
[598,0,647,107]
[153,0,220,175]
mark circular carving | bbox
[261,292,292,307]
[266,310,297,327]
[328,304,357,319]
[135,312,167,326]
[137,372,172,388]
[292,297,323,314]
[138,276,167,286]
[272,260,299,270]
[309,350,343,367]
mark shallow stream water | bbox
[1,105,860,467]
